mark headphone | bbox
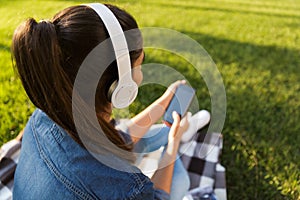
[86,3,138,109]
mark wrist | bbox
[165,140,180,154]
[157,94,172,111]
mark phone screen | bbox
[163,84,195,126]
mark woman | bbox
[11,3,202,200]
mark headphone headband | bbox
[87,3,131,80]
[85,3,138,108]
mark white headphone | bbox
[86,3,138,109]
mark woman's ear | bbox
[132,65,143,86]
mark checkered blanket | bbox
[180,124,227,200]
[0,139,21,200]
[0,124,227,200]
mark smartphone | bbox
[163,84,195,126]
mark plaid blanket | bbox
[0,139,21,200]
[0,124,227,200]
[179,124,227,200]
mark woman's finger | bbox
[168,80,186,94]
[169,111,180,139]
[172,111,180,127]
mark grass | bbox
[0,0,299,199]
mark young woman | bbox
[11,3,208,200]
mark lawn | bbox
[0,0,299,199]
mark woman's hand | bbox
[126,80,187,143]
[168,111,190,146]
[151,111,190,193]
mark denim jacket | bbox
[13,109,169,200]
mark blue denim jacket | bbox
[13,109,169,200]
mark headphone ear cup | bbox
[111,81,138,109]
[107,80,118,102]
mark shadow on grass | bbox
[222,88,299,200]
[221,80,299,199]
[0,43,10,52]
[182,31,300,78]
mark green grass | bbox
[0,0,299,199]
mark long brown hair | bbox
[11,5,142,161]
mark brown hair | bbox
[11,5,142,161]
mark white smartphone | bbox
[163,84,195,126]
